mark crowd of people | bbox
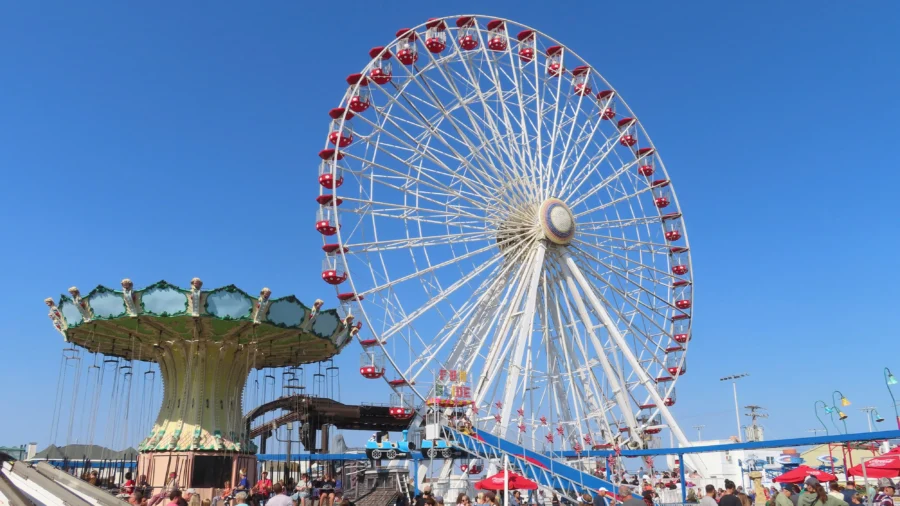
[94,468,354,506]
[686,477,897,506]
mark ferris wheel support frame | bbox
[561,252,707,475]
[497,241,547,434]
[556,255,639,436]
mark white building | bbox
[667,440,785,491]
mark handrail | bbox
[444,426,631,503]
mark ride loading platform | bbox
[246,394,411,454]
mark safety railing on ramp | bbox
[444,426,633,502]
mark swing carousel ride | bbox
[43,278,354,493]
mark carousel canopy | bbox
[45,278,351,368]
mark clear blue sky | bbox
[2,0,899,452]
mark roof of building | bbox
[31,444,138,461]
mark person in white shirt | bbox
[699,485,718,506]
[266,483,294,506]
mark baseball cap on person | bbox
[186,489,196,494]
[878,478,895,489]
[805,477,819,487]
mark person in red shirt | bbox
[253,471,273,505]
[117,472,136,498]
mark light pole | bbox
[720,373,749,442]
[692,424,705,441]
[814,400,830,435]
[833,391,851,434]
[859,407,884,432]
[885,368,899,429]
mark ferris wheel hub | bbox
[539,198,576,245]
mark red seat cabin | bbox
[327,108,354,148]
[673,280,692,309]
[656,376,676,406]
[671,313,691,344]
[617,117,637,147]
[572,66,591,96]
[662,212,682,242]
[546,46,563,76]
[360,351,385,379]
[389,391,415,419]
[395,28,418,66]
[345,73,370,113]
[486,20,508,51]
[456,16,479,51]
[318,149,345,189]
[368,47,393,85]
[316,206,338,236]
[666,348,687,376]
[517,30,536,62]
[597,90,616,120]
[669,246,689,276]
[322,252,347,285]
[420,18,446,53]
[651,179,671,208]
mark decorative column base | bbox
[137,451,257,501]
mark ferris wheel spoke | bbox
[541,269,616,441]
[565,155,641,211]
[357,240,499,297]
[373,69,511,191]
[538,59,567,199]
[341,151,492,211]
[394,58,521,192]
[559,250,699,457]
[482,53,540,187]
[568,250,676,337]
[367,104,507,202]
[551,104,606,198]
[442,239,539,371]
[548,89,596,195]
[464,44,536,191]
[574,230,672,253]
[571,248,678,330]
[426,52,526,170]
[342,207,490,233]
[547,252,640,435]
[345,230,495,253]
[405,244,532,382]
[373,245,511,343]
[576,215,665,231]
[573,239,680,284]
[567,253,673,364]
[353,110,501,200]
[572,183,654,217]
[443,59,530,183]
[339,195,493,224]
[494,241,546,436]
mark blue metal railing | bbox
[445,426,634,501]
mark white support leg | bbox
[498,241,547,436]
[558,257,641,435]
[562,251,709,476]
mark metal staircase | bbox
[444,426,629,501]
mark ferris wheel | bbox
[315,15,699,467]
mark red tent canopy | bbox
[847,456,900,478]
[773,465,837,484]
[474,471,539,491]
